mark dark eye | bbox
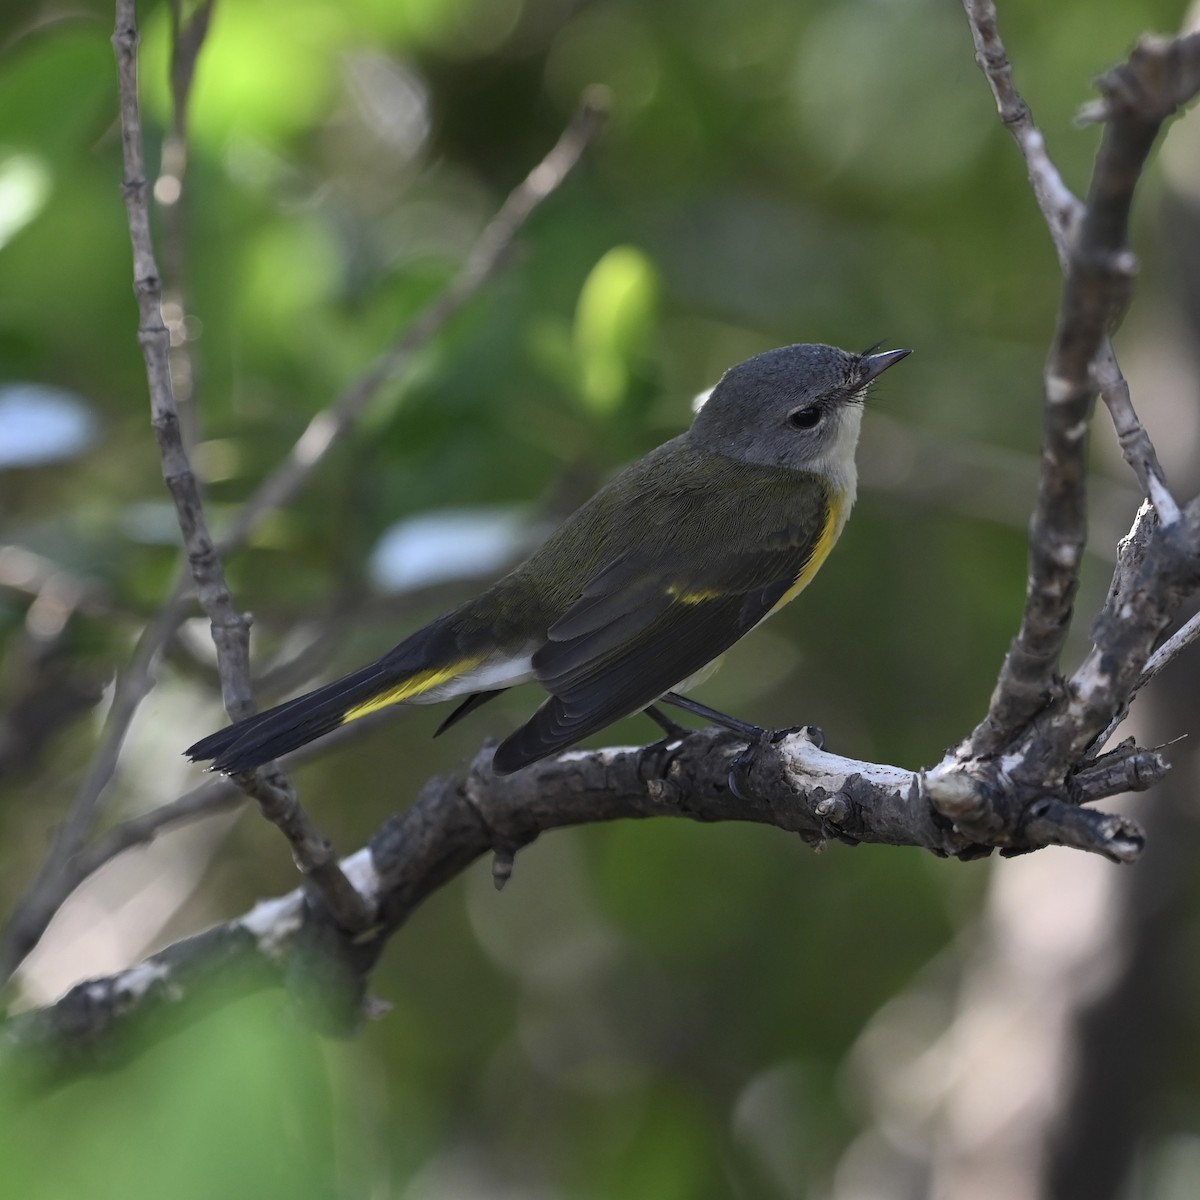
[787,405,821,430]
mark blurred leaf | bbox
[0,993,334,1200]
[0,27,112,155]
[141,1,347,148]
[0,152,50,250]
[573,245,660,417]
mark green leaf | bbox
[573,245,659,417]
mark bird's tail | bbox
[185,613,482,774]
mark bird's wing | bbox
[492,484,836,772]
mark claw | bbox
[767,724,824,751]
[729,724,827,802]
[727,731,771,801]
[639,734,686,782]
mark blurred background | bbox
[1,0,1199,1197]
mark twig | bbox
[160,0,218,449]
[215,88,609,557]
[962,2,1178,513]
[0,590,192,987]
[0,708,409,993]
[113,0,251,718]
[111,0,370,931]
[1093,343,1178,521]
[961,0,1082,257]
[1139,608,1200,690]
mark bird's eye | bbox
[787,406,821,430]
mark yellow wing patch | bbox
[341,656,486,723]
[667,585,723,605]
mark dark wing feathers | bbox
[493,504,826,773]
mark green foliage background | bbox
[0,0,1196,1196]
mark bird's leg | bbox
[659,692,824,801]
[644,704,691,742]
[658,692,766,741]
[639,704,693,780]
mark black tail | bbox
[185,613,476,774]
[185,660,394,773]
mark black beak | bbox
[861,347,912,383]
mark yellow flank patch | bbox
[668,585,723,605]
[341,657,485,723]
[770,492,845,615]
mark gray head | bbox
[689,343,910,484]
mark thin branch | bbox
[0,709,406,992]
[1140,608,1200,689]
[0,590,193,987]
[215,88,609,557]
[110,0,370,932]
[160,0,218,449]
[73,777,244,881]
[1068,738,1171,804]
[961,0,1082,257]
[962,1,1178,512]
[113,0,250,722]
[1093,343,1178,521]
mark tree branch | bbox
[2,686,1181,1087]
[966,22,1200,756]
[962,1,1178,516]
[110,0,371,934]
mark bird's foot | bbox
[655,693,831,806]
[727,724,825,801]
[638,705,694,782]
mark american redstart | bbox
[186,342,909,776]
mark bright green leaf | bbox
[0,152,50,250]
[573,245,659,416]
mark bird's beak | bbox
[861,347,912,383]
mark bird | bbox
[186,342,909,777]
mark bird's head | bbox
[689,343,910,479]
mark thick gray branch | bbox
[2,716,1172,1089]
